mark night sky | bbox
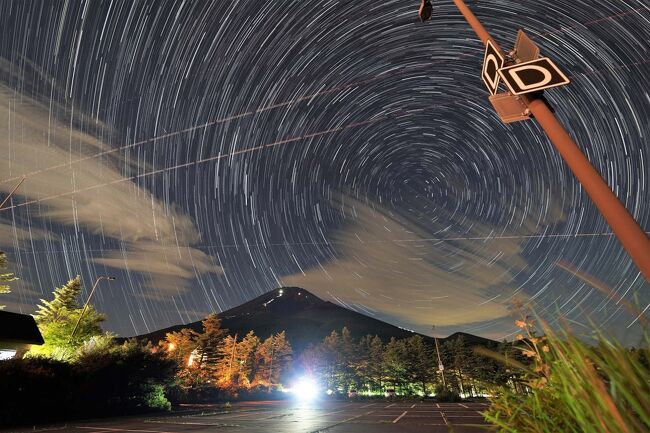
[0,0,648,343]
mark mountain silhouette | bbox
[133,287,496,352]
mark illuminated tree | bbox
[237,331,261,387]
[339,327,359,390]
[403,335,436,395]
[162,327,199,387]
[320,330,343,391]
[217,331,260,388]
[28,276,106,361]
[255,331,292,388]
[194,314,228,384]
[442,335,475,396]
[356,335,385,394]
[383,337,408,393]
[0,251,17,310]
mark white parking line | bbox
[361,403,376,408]
[385,403,396,408]
[77,428,173,433]
[440,412,449,426]
[322,408,347,416]
[436,403,440,408]
[392,411,408,423]
[458,403,469,408]
[410,403,416,408]
[219,410,273,419]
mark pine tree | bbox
[383,337,408,393]
[237,331,260,387]
[368,335,385,394]
[34,276,83,321]
[404,335,435,395]
[0,251,17,310]
[216,334,239,387]
[321,330,343,392]
[216,331,260,389]
[255,331,292,389]
[162,327,199,387]
[28,276,105,360]
[194,314,227,384]
[340,327,359,391]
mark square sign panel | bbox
[489,93,531,123]
[498,57,570,95]
[514,29,540,63]
[482,39,505,95]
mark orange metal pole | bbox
[451,0,650,280]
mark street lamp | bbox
[420,1,650,279]
[432,325,446,388]
[69,275,116,343]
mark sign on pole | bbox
[514,29,540,63]
[498,57,570,95]
[482,39,505,95]
[489,93,531,123]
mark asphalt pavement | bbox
[3,400,494,433]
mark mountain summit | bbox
[135,287,493,352]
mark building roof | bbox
[0,310,44,345]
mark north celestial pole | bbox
[0,0,648,342]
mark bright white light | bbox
[0,349,16,360]
[292,376,319,400]
[326,389,333,395]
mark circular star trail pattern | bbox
[0,0,648,340]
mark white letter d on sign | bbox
[497,57,570,95]
[508,65,552,91]
[483,54,501,89]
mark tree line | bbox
[2,273,530,404]
[157,315,293,395]
[299,327,526,398]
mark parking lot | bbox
[6,400,493,433]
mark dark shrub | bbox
[434,385,462,402]
[0,357,74,424]
[0,341,176,425]
[73,341,176,416]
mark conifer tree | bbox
[339,327,359,391]
[28,276,105,360]
[0,252,17,310]
[162,327,199,387]
[255,331,292,388]
[404,335,435,395]
[237,331,261,387]
[321,329,343,391]
[383,337,408,393]
[194,314,227,383]
[217,334,239,387]
[368,335,385,393]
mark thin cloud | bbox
[282,195,535,328]
[0,84,221,293]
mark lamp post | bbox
[69,275,116,343]
[422,0,650,280]
[432,326,446,388]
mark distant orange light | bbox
[168,343,176,351]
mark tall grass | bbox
[485,313,649,433]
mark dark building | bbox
[0,310,44,359]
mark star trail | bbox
[0,0,648,343]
